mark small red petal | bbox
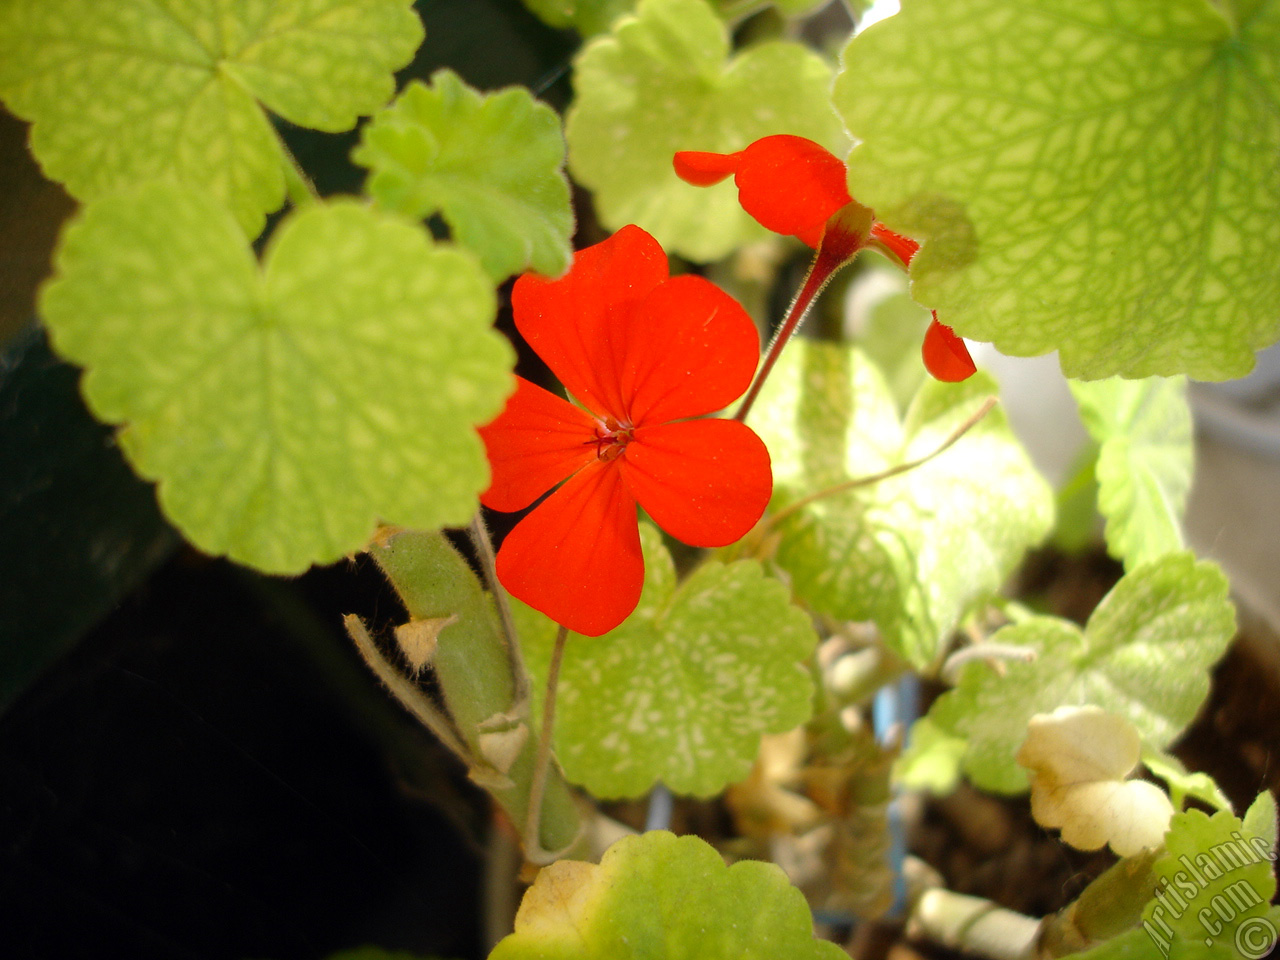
[479,376,598,513]
[734,135,852,247]
[922,315,977,382]
[513,225,668,422]
[869,223,919,268]
[621,419,772,547]
[616,274,759,427]
[674,150,742,186]
[495,460,643,637]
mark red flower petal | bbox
[733,135,852,248]
[614,274,759,427]
[922,315,977,383]
[621,419,772,547]
[869,222,919,268]
[478,376,598,513]
[495,460,643,637]
[673,149,742,186]
[512,225,669,422]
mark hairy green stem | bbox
[734,238,856,423]
[470,511,530,707]
[524,623,571,866]
[343,614,470,761]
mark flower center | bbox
[589,418,634,462]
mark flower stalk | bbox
[734,201,874,422]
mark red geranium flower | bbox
[479,224,773,637]
[674,134,976,384]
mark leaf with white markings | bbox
[835,0,1280,379]
[0,0,423,236]
[39,184,513,573]
[1070,377,1193,570]
[750,341,1053,668]
[930,553,1235,793]
[513,524,818,798]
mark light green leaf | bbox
[750,341,1053,668]
[521,0,636,35]
[1070,377,1194,570]
[893,716,967,794]
[1141,794,1278,959]
[489,831,845,960]
[1142,748,1232,813]
[1242,790,1277,855]
[522,0,835,35]
[834,0,1280,380]
[0,0,423,236]
[565,0,848,262]
[1070,918,1280,960]
[852,262,934,413]
[715,0,833,15]
[513,524,818,799]
[930,553,1236,793]
[39,184,512,573]
[353,69,574,282]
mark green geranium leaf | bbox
[893,716,967,795]
[565,0,847,262]
[715,0,832,15]
[1142,748,1232,812]
[1140,793,1278,959]
[1242,789,1277,853]
[856,280,933,414]
[522,0,833,35]
[353,69,573,282]
[1072,914,1280,960]
[1070,377,1194,570]
[751,341,1053,668]
[489,831,845,960]
[0,0,423,236]
[513,524,817,798]
[930,553,1235,793]
[834,0,1280,380]
[39,184,512,573]
[521,0,636,35]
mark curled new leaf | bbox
[1017,706,1173,856]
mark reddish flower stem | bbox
[734,219,866,423]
